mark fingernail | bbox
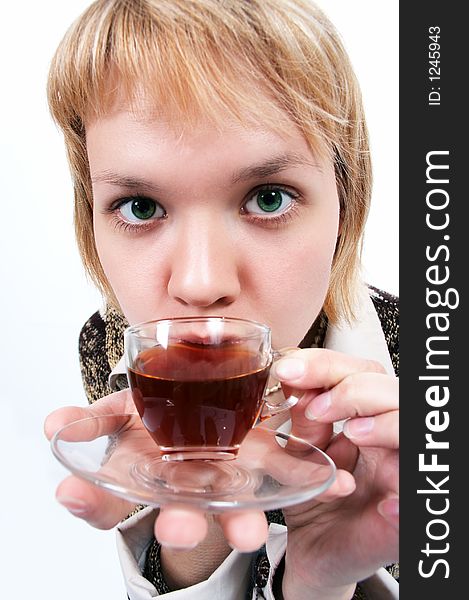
[272,358,305,380]
[305,391,331,420]
[57,496,88,516]
[228,542,260,554]
[378,497,399,519]
[343,417,375,438]
[337,478,357,497]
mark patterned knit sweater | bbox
[78,287,399,599]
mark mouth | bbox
[127,315,271,346]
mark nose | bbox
[167,215,241,309]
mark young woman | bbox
[44,1,399,598]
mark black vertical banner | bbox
[400,1,466,597]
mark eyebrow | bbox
[91,153,320,190]
[230,153,321,184]
[91,171,163,193]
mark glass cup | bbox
[124,316,297,461]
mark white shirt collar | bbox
[324,284,395,375]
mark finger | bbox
[313,468,356,502]
[343,410,399,449]
[241,427,335,491]
[325,432,359,473]
[283,436,359,520]
[377,494,399,531]
[304,373,399,422]
[155,506,209,549]
[217,510,268,552]
[271,348,386,391]
[48,411,137,443]
[284,468,356,519]
[262,386,333,450]
[287,388,333,449]
[301,434,358,504]
[44,389,135,440]
[56,475,135,529]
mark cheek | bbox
[247,226,338,347]
[93,222,164,324]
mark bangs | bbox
[48,0,347,151]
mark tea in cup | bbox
[124,316,296,460]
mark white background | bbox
[0,2,398,598]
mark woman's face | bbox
[87,107,340,349]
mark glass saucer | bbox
[51,413,336,512]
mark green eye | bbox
[244,187,295,217]
[119,196,165,223]
[256,189,283,212]
[130,198,156,219]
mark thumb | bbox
[377,494,399,530]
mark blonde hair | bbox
[48,0,371,324]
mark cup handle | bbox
[263,347,300,416]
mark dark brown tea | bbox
[128,342,270,454]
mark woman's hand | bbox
[271,349,399,600]
[44,347,398,596]
[43,386,356,589]
[44,390,267,549]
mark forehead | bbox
[86,105,328,180]
[85,89,330,171]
